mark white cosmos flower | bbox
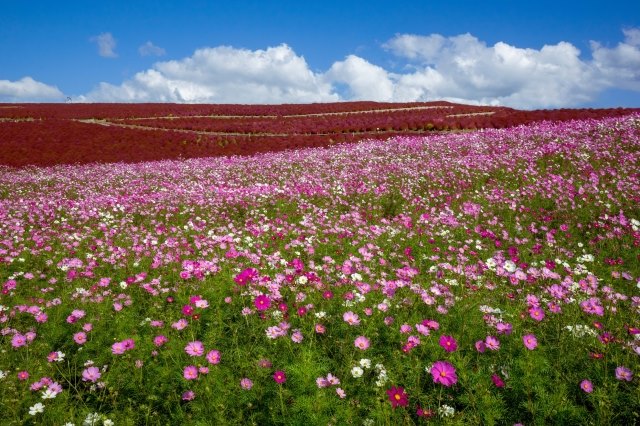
[351,366,364,378]
[29,402,45,415]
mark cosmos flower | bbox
[523,334,538,350]
[184,341,205,357]
[354,336,370,350]
[273,370,286,384]
[386,386,408,408]
[439,335,458,352]
[430,361,457,387]
[580,379,593,393]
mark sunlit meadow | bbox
[1,115,639,425]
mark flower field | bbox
[1,113,640,425]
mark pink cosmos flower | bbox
[273,370,286,384]
[17,371,29,381]
[82,366,101,383]
[183,365,198,380]
[316,377,329,388]
[529,307,545,321]
[580,379,593,393]
[475,340,486,353]
[153,335,168,347]
[111,341,126,355]
[439,335,458,352]
[240,378,253,390]
[615,366,633,381]
[291,329,303,343]
[386,386,408,408]
[171,318,188,330]
[206,350,221,364]
[431,361,457,387]
[73,332,87,345]
[326,373,340,385]
[354,336,370,350]
[523,334,538,350]
[485,336,500,351]
[185,341,205,357]
[400,324,412,333]
[315,324,326,334]
[343,311,360,326]
[11,333,27,348]
[182,390,195,400]
[254,295,271,311]
[336,387,346,398]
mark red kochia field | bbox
[1,101,637,167]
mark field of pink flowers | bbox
[1,114,639,425]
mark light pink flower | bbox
[354,336,370,350]
[185,341,205,357]
[183,365,198,380]
[82,366,101,383]
[73,332,87,345]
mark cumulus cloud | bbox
[77,29,640,108]
[139,41,166,57]
[325,55,395,101]
[91,32,117,58]
[0,76,64,102]
[381,33,600,108]
[590,28,640,90]
[81,44,338,103]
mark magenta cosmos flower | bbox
[354,336,370,350]
[184,341,205,357]
[81,366,101,383]
[580,379,593,393]
[273,370,286,384]
[431,361,458,387]
[439,335,458,352]
[240,378,253,390]
[254,295,271,311]
[523,334,538,350]
[386,386,409,408]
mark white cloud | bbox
[382,33,599,108]
[0,77,64,102]
[81,44,338,103]
[139,41,166,57]
[91,32,117,58]
[77,29,640,108]
[590,28,640,91]
[325,55,394,101]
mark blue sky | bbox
[1,0,639,108]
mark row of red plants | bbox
[1,102,638,167]
[116,105,503,134]
[0,101,461,120]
